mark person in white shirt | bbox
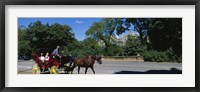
[40,53,45,62]
[41,52,50,72]
[39,53,45,72]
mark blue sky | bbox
[18,18,102,41]
[18,18,138,41]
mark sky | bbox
[18,18,138,41]
[18,18,102,41]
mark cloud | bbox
[75,20,84,24]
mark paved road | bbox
[18,59,182,74]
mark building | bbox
[98,31,138,46]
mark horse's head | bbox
[95,55,102,64]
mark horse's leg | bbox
[78,66,80,74]
[70,68,74,74]
[85,67,88,74]
[90,66,95,74]
[71,64,76,74]
[66,69,69,74]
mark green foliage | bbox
[124,18,182,57]
[18,21,75,56]
[85,18,182,62]
[18,40,31,55]
[85,18,126,56]
[123,35,147,56]
[18,26,31,55]
[59,39,84,57]
[18,18,182,63]
[81,37,101,55]
[25,21,74,49]
[102,44,123,56]
[61,37,103,57]
[142,49,181,63]
[148,18,182,57]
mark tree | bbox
[86,18,182,58]
[62,39,84,57]
[85,18,125,56]
[125,18,151,45]
[148,18,182,56]
[62,37,102,57]
[123,18,182,56]
[82,37,102,55]
[18,26,31,55]
[18,21,75,56]
[25,21,75,50]
[123,35,146,56]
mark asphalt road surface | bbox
[18,59,182,74]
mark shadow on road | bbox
[114,68,182,74]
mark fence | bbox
[102,56,144,62]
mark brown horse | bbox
[73,55,102,74]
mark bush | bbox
[142,49,181,63]
[104,45,123,56]
[123,35,147,56]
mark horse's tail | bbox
[72,58,76,67]
[71,57,78,68]
[67,58,77,74]
[72,62,77,69]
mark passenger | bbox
[39,53,45,62]
[45,52,50,61]
[43,52,49,72]
[39,53,45,72]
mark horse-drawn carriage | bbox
[32,48,74,74]
[32,48,103,74]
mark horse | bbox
[73,55,102,74]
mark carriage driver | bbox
[52,46,61,58]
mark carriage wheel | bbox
[32,63,41,74]
[50,65,58,74]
